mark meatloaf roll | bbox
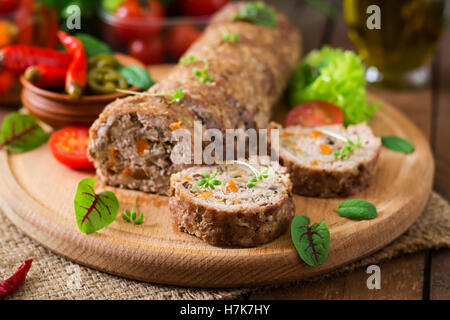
[276,123,381,197]
[169,156,295,247]
[88,2,301,195]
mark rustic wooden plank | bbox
[430,249,450,300]
[433,19,450,199]
[429,17,450,301]
[251,253,425,300]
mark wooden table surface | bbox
[0,0,448,300]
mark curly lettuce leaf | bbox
[289,46,379,125]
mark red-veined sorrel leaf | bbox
[291,215,330,267]
[74,177,119,234]
[0,113,48,153]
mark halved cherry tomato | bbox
[166,24,201,59]
[49,126,94,169]
[128,35,164,65]
[181,0,228,16]
[285,101,344,127]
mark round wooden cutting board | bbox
[0,66,434,288]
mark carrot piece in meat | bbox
[319,144,333,154]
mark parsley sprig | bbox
[197,171,222,190]
[318,129,362,160]
[116,87,184,105]
[226,160,270,188]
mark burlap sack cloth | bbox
[1,192,449,300]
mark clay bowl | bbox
[21,53,145,128]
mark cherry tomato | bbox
[285,101,344,127]
[113,0,162,41]
[166,24,201,59]
[128,35,164,65]
[181,0,228,16]
[115,0,142,19]
[0,0,20,15]
[49,126,94,169]
[148,0,164,18]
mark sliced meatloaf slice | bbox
[169,156,295,247]
[277,123,381,197]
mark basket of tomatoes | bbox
[99,0,228,64]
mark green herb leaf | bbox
[121,212,130,222]
[134,213,144,225]
[75,33,112,57]
[291,215,330,267]
[334,199,377,220]
[118,64,155,90]
[381,136,414,154]
[223,31,241,43]
[234,2,277,27]
[198,171,222,190]
[74,177,119,234]
[180,55,197,65]
[167,87,184,104]
[0,113,48,153]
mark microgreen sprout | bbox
[318,129,362,160]
[116,87,184,105]
[178,55,212,83]
[197,171,222,190]
[192,59,212,83]
[222,28,241,43]
[226,160,270,187]
[179,55,197,65]
[121,196,144,225]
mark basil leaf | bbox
[118,64,155,90]
[291,215,330,267]
[234,2,277,27]
[74,177,119,234]
[75,33,112,57]
[381,136,414,154]
[334,199,377,220]
[0,113,48,153]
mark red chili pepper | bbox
[0,45,72,72]
[0,259,33,299]
[24,64,67,90]
[57,31,87,99]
